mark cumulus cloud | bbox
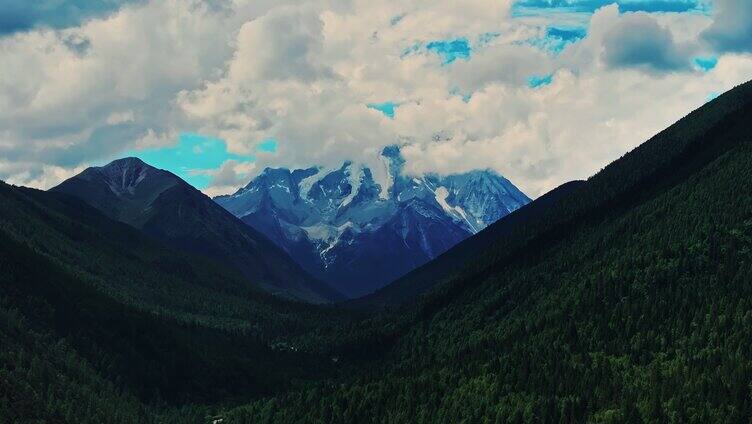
[448,43,555,92]
[230,6,333,82]
[179,1,727,196]
[515,0,703,13]
[601,12,692,71]
[200,160,258,197]
[0,0,241,186]
[398,58,752,196]
[178,0,518,171]
[0,0,749,199]
[558,5,701,72]
[702,0,752,53]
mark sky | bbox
[0,0,751,197]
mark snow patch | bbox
[270,183,291,194]
[301,224,336,241]
[303,221,356,266]
[434,186,452,213]
[370,155,393,200]
[105,164,148,196]
[298,167,323,200]
[435,186,479,233]
[340,164,363,208]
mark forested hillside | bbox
[219,81,752,422]
[2,79,752,423]
[0,183,353,422]
[352,179,585,310]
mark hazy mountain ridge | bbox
[215,145,531,297]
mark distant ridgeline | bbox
[0,80,751,422]
[215,145,530,298]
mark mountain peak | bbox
[51,156,341,304]
[82,157,167,197]
[105,156,148,167]
[215,152,531,297]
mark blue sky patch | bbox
[618,0,703,13]
[0,0,144,35]
[367,102,398,118]
[694,56,718,72]
[535,26,588,53]
[426,39,472,64]
[515,26,586,55]
[258,138,278,153]
[125,133,255,189]
[547,27,586,42]
[512,0,703,14]
[511,0,708,23]
[528,74,554,88]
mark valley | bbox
[2,80,752,422]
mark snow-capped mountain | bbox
[214,145,531,298]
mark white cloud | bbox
[196,159,257,197]
[399,59,752,197]
[0,160,86,190]
[702,0,752,53]
[0,0,750,199]
[0,0,246,180]
[601,12,692,71]
[230,6,333,82]
[106,111,135,125]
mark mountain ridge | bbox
[51,157,343,303]
[350,179,586,310]
[215,146,530,298]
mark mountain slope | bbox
[51,157,342,303]
[352,179,586,309]
[0,180,356,420]
[4,79,752,423]
[215,147,530,297]
[219,81,752,421]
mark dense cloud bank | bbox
[0,0,750,197]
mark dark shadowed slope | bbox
[51,157,342,303]
[0,181,351,420]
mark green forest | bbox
[2,81,752,423]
